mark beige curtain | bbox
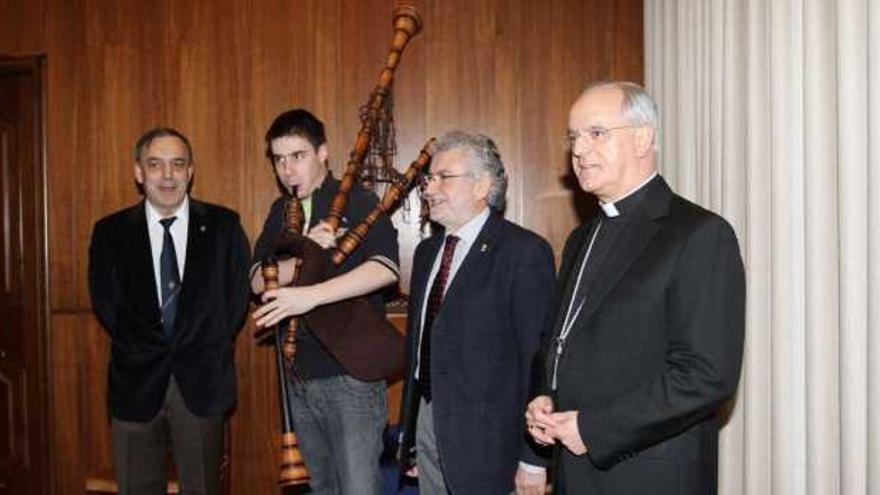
[645,0,880,493]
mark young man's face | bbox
[270,135,328,198]
[134,135,193,216]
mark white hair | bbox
[582,81,659,151]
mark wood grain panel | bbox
[0,0,643,492]
[230,317,281,490]
[0,0,47,52]
[49,313,88,495]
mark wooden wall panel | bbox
[48,313,89,495]
[0,0,642,493]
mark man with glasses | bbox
[88,128,251,494]
[526,82,746,494]
[250,109,399,495]
[398,131,556,494]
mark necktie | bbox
[418,235,459,402]
[159,217,181,338]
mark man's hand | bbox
[525,395,556,445]
[514,466,546,495]
[547,411,587,455]
[307,221,342,249]
[405,464,418,478]
[252,286,322,327]
[397,436,419,478]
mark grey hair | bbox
[582,81,659,151]
[432,130,508,212]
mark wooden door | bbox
[0,55,49,495]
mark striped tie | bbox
[159,217,181,338]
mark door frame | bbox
[0,53,50,494]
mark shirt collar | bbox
[145,196,190,225]
[447,207,491,245]
[599,172,658,218]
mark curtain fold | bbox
[869,3,880,492]
[645,1,879,493]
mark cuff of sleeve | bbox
[248,262,262,281]
[518,461,546,474]
[369,255,400,278]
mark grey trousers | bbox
[415,398,450,495]
[111,377,224,495]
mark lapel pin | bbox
[481,243,488,252]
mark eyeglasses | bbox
[419,172,471,189]
[565,125,640,150]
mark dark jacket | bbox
[399,213,556,493]
[88,199,250,421]
[541,176,745,494]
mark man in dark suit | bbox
[398,131,556,494]
[89,128,250,494]
[526,82,746,494]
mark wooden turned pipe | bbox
[332,137,435,265]
[324,5,424,232]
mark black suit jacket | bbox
[399,213,556,494]
[541,177,745,494]
[89,199,250,421]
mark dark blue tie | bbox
[159,217,181,338]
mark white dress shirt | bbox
[415,207,490,378]
[145,197,189,306]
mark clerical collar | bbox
[598,172,658,217]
